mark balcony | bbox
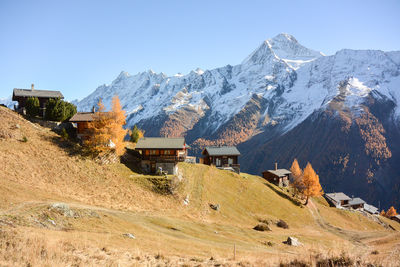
[141,155,186,162]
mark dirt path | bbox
[307,199,375,249]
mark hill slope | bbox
[0,106,399,266]
[75,34,400,209]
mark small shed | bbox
[69,112,96,141]
[391,215,400,223]
[324,193,351,208]
[262,163,291,187]
[201,146,240,173]
[345,198,366,210]
[12,84,64,116]
[364,204,379,215]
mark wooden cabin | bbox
[262,163,291,187]
[12,84,64,116]
[324,192,351,208]
[69,112,96,141]
[135,137,189,175]
[201,146,240,173]
[344,197,366,210]
[364,204,379,215]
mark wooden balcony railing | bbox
[141,155,186,162]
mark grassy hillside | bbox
[0,106,399,266]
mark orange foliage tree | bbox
[302,162,323,205]
[290,159,304,197]
[385,206,398,218]
[85,96,127,156]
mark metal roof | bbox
[203,146,240,156]
[12,88,64,99]
[348,197,366,206]
[325,192,352,202]
[263,169,291,177]
[364,204,378,214]
[135,137,186,149]
[69,112,96,122]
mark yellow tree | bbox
[85,96,127,156]
[109,96,127,156]
[290,159,304,197]
[302,162,323,205]
[386,206,398,217]
[85,99,112,154]
[380,210,386,217]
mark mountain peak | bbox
[243,33,324,65]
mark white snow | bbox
[76,33,400,137]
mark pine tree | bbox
[386,206,398,217]
[130,125,144,143]
[25,97,40,117]
[302,162,323,205]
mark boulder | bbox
[209,203,220,211]
[50,203,75,217]
[286,236,301,246]
[123,233,136,239]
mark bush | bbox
[253,223,271,231]
[45,98,77,122]
[61,128,69,140]
[22,136,28,142]
[25,97,40,117]
[277,219,289,229]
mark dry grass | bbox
[1,106,400,266]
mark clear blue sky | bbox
[0,0,399,101]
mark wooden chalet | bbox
[324,192,352,208]
[135,137,189,175]
[201,146,240,173]
[262,163,291,187]
[344,197,366,210]
[364,203,379,215]
[12,84,64,116]
[69,111,96,141]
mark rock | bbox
[123,233,136,239]
[50,203,75,217]
[183,195,190,205]
[48,219,56,226]
[286,236,301,246]
[15,124,20,129]
[277,219,289,229]
[209,203,220,211]
[253,223,271,231]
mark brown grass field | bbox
[0,106,400,266]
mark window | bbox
[216,158,221,167]
[228,158,233,165]
[150,150,157,155]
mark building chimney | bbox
[31,84,34,90]
[275,162,278,170]
[92,106,96,113]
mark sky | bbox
[0,0,399,101]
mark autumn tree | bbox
[380,210,386,217]
[109,96,127,156]
[302,162,323,205]
[290,159,304,197]
[386,206,398,218]
[85,96,127,156]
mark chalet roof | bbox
[202,146,240,156]
[135,137,186,150]
[392,215,400,220]
[69,112,95,122]
[364,204,379,214]
[348,198,366,206]
[263,169,291,177]
[325,193,351,202]
[12,88,64,100]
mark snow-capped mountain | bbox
[77,33,400,139]
[77,33,400,208]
